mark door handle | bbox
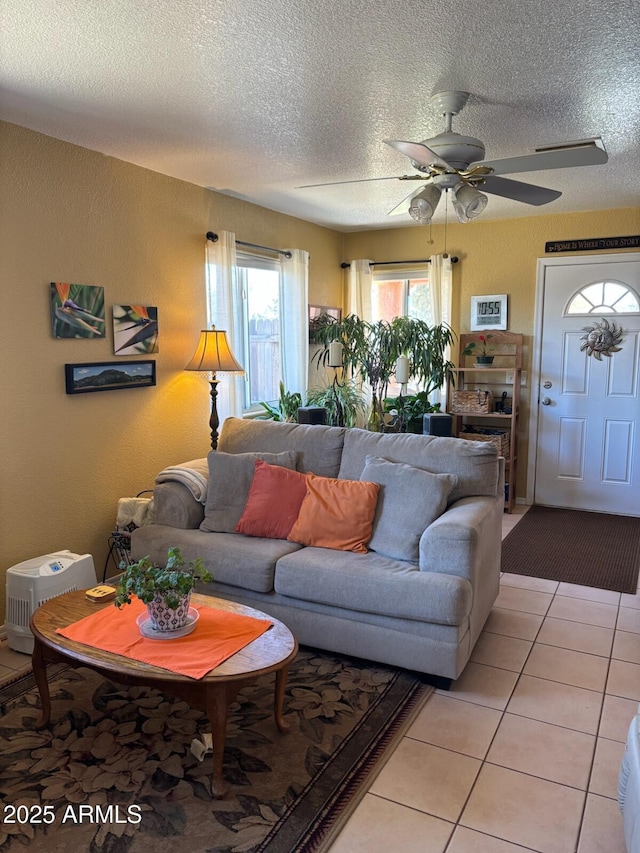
[541,397,551,406]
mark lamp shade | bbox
[452,183,488,223]
[185,327,244,374]
[408,185,441,224]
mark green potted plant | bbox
[257,380,303,422]
[306,378,366,427]
[312,314,455,431]
[462,334,495,365]
[115,547,212,633]
[383,392,442,433]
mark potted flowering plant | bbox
[462,334,495,365]
[114,547,211,633]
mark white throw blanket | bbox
[116,497,155,530]
[155,458,209,504]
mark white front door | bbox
[532,253,640,516]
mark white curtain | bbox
[347,259,373,319]
[281,249,310,397]
[429,253,453,407]
[205,231,245,422]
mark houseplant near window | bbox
[306,378,366,427]
[383,392,442,434]
[462,334,495,365]
[114,547,211,633]
[257,381,303,422]
[313,314,455,431]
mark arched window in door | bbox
[565,280,640,315]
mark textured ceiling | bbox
[1,0,639,231]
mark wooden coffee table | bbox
[30,590,298,798]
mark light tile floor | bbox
[329,506,638,853]
[0,506,636,852]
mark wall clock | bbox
[470,294,508,331]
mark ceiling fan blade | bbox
[387,186,428,217]
[476,140,608,176]
[384,140,452,171]
[297,175,409,189]
[481,175,562,205]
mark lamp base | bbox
[209,377,220,450]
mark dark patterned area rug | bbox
[0,651,432,852]
[502,505,640,593]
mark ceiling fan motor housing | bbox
[417,132,486,171]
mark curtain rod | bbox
[340,255,458,269]
[206,231,292,259]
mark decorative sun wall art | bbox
[50,283,106,339]
[113,305,159,355]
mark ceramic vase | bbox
[145,591,192,632]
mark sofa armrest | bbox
[153,482,205,529]
[419,495,502,582]
[419,493,502,647]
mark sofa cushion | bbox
[200,450,298,533]
[131,525,302,594]
[235,460,308,539]
[287,473,380,553]
[337,428,499,502]
[218,417,346,477]
[362,455,458,562]
[274,547,472,625]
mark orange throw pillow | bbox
[236,460,308,539]
[288,473,380,553]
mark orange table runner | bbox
[56,597,273,679]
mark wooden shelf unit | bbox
[448,332,523,513]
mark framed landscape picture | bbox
[65,361,156,394]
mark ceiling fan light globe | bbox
[409,197,432,223]
[408,185,441,223]
[453,184,488,223]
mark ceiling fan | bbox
[301,91,608,223]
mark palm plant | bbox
[312,314,455,430]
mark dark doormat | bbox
[501,505,640,594]
[0,650,432,852]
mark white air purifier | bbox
[5,550,97,654]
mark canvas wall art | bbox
[65,361,156,394]
[113,305,159,354]
[50,282,105,339]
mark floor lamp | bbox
[185,326,244,450]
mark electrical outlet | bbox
[505,371,515,384]
[521,371,527,386]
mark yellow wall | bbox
[0,121,343,619]
[1,118,638,625]
[343,207,640,496]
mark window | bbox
[235,253,282,409]
[566,280,640,315]
[372,269,433,395]
[371,271,434,324]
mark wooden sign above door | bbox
[545,235,640,253]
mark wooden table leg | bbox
[205,683,231,799]
[31,638,51,729]
[274,665,290,732]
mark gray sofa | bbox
[131,417,504,684]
